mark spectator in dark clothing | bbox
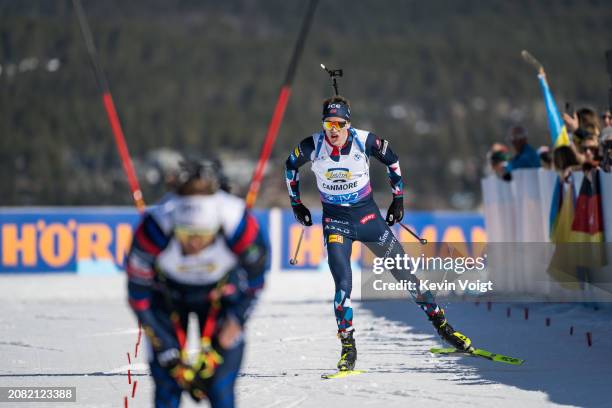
[487,143,510,179]
[537,146,552,170]
[577,135,601,171]
[504,125,541,174]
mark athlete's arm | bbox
[365,133,404,198]
[284,137,316,205]
[224,209,269,326]
[125,213,179,353]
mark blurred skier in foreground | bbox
[127,159,267,407]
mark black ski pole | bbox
[289,227,306,265]
[398,222,427,245]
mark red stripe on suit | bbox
[232,214,259,254]
[129,298,150,311]
[135,224,163,256]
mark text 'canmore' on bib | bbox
[311,128,371,205]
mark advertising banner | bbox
[1,207,483,274]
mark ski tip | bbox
[497,357,525,365]
[430,347,525,365]
[429,347,456,353]
[321,369,366,379]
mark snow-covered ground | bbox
[1,271,610,407]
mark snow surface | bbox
[1,271,611,407]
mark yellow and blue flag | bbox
[539,72,572,240]
[537,74,571,147]
[549,177,576,243]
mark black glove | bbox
[386,197,404,226]
[291,203,312,226]
[189,371,213,402]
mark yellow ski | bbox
[321,369,366,379]
[430,347,524,365]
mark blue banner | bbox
[280,210,485,270]
[0,207,269,274]
[1,207,483,273]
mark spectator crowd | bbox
[489,107,612,180]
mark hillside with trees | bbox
[1,0,611,209]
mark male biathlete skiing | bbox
[284,95,471,371]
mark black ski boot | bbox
[337,330,357,371]
[431,309,472,351]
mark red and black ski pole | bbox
[246,0,319,208]
[72,0,145,212]
[73,6,146,395]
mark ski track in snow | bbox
[0,272,610,407]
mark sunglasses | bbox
[322,120,348,131]
[602,114,612,120]
[581,146,599,155]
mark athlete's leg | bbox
[207,334,244,408]
[148,299,189,408]
[326,233,355,332]
[193,307,244,408]
[149,359,183,408]
[361,216,441,317]
[361,215,471,349]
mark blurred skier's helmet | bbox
[175,158,222,196]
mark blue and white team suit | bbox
[126,191,267,408]
[285,128,442,334]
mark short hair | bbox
[176,178,217,196]
[322,95,351,110]
[553,145,580,170]
[175,159,221,196]
[577,108,600,131]
[508,125,528,141]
